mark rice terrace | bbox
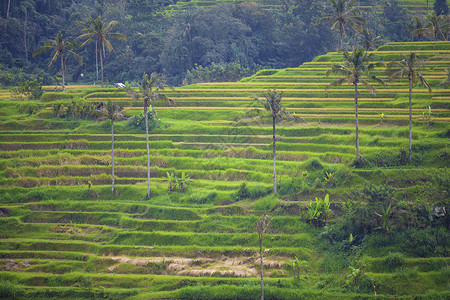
[0,0,449,299]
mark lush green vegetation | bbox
[0,39,449,299]
[2,0,447,87]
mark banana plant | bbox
[291,256,308,280]
[163,172,178,192]
[307,194,332,227]
[177,172,192,193]
[375,202,392,236]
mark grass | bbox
[0,40,449,299]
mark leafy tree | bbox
[317,0,365,49]
[434,0,449,16]
[253,90,290,194]
[326,47,385,159]
[388,52,431,161]
[96,100,124,193]
[32,31,82,92]
[121,74,174,198]
[256,214,272,300]
[77,16,126,87]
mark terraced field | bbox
[165,0,431,14]
[0,41,449,299]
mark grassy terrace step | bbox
[1,41,449,299]
[17,211,309,234]
[0,239,307,258]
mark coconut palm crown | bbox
[32,31,82,91]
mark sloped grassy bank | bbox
[0,41,449,299]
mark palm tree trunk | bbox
[99,43,104,87]
[144,101,151,198]
[6,0,11,18]
[95,41,99,83]
[111,119,115,193]
[354,82,360,159]
[272,115,277,195]
[408,78,413,161]
[61,55,65,92]
[260,236,264,300]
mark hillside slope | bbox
[0,41,449,299]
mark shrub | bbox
[13,79,43,100]
[234,182,250,200]
[128,111,158,131]
[304,157,323,170]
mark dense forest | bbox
[2,0,443,86]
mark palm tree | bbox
[253,90,289,194]
[121,74,175,198]
[326,47,385,160]
[317,0,365,49]
[97,100,124,192]
[358,28,384,50]
[77,16,126,87]
[414,11,445,41]
[406,15,425,41]
[32,31,82,92]
[388,52,431,161]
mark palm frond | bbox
[325,77,347,90]
[360,79,377,96]
[49,51,59,67]
[32,45,53,57]
[68,50,83,66]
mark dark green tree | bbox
[326,47,385,159]
[407,15,426,41]
[33,31,83,91]
[388,53,432,161]
[414,11,446,41]
[434,0,449,16]
[253,90,290,194]
[121,74,174,198]
[77,16,126,87]
[317,0,365,49]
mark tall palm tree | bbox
[358,28,384,50]
[388,53,431,161]
[406,15,425,41]
[97,100,124,193]
[32,31,82,92]
[253,90,289,194]
[326,47,385,160]
[121,74,175,198]
[414,11,446,41]
[77,16,126,87]
[317,0,365,49]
